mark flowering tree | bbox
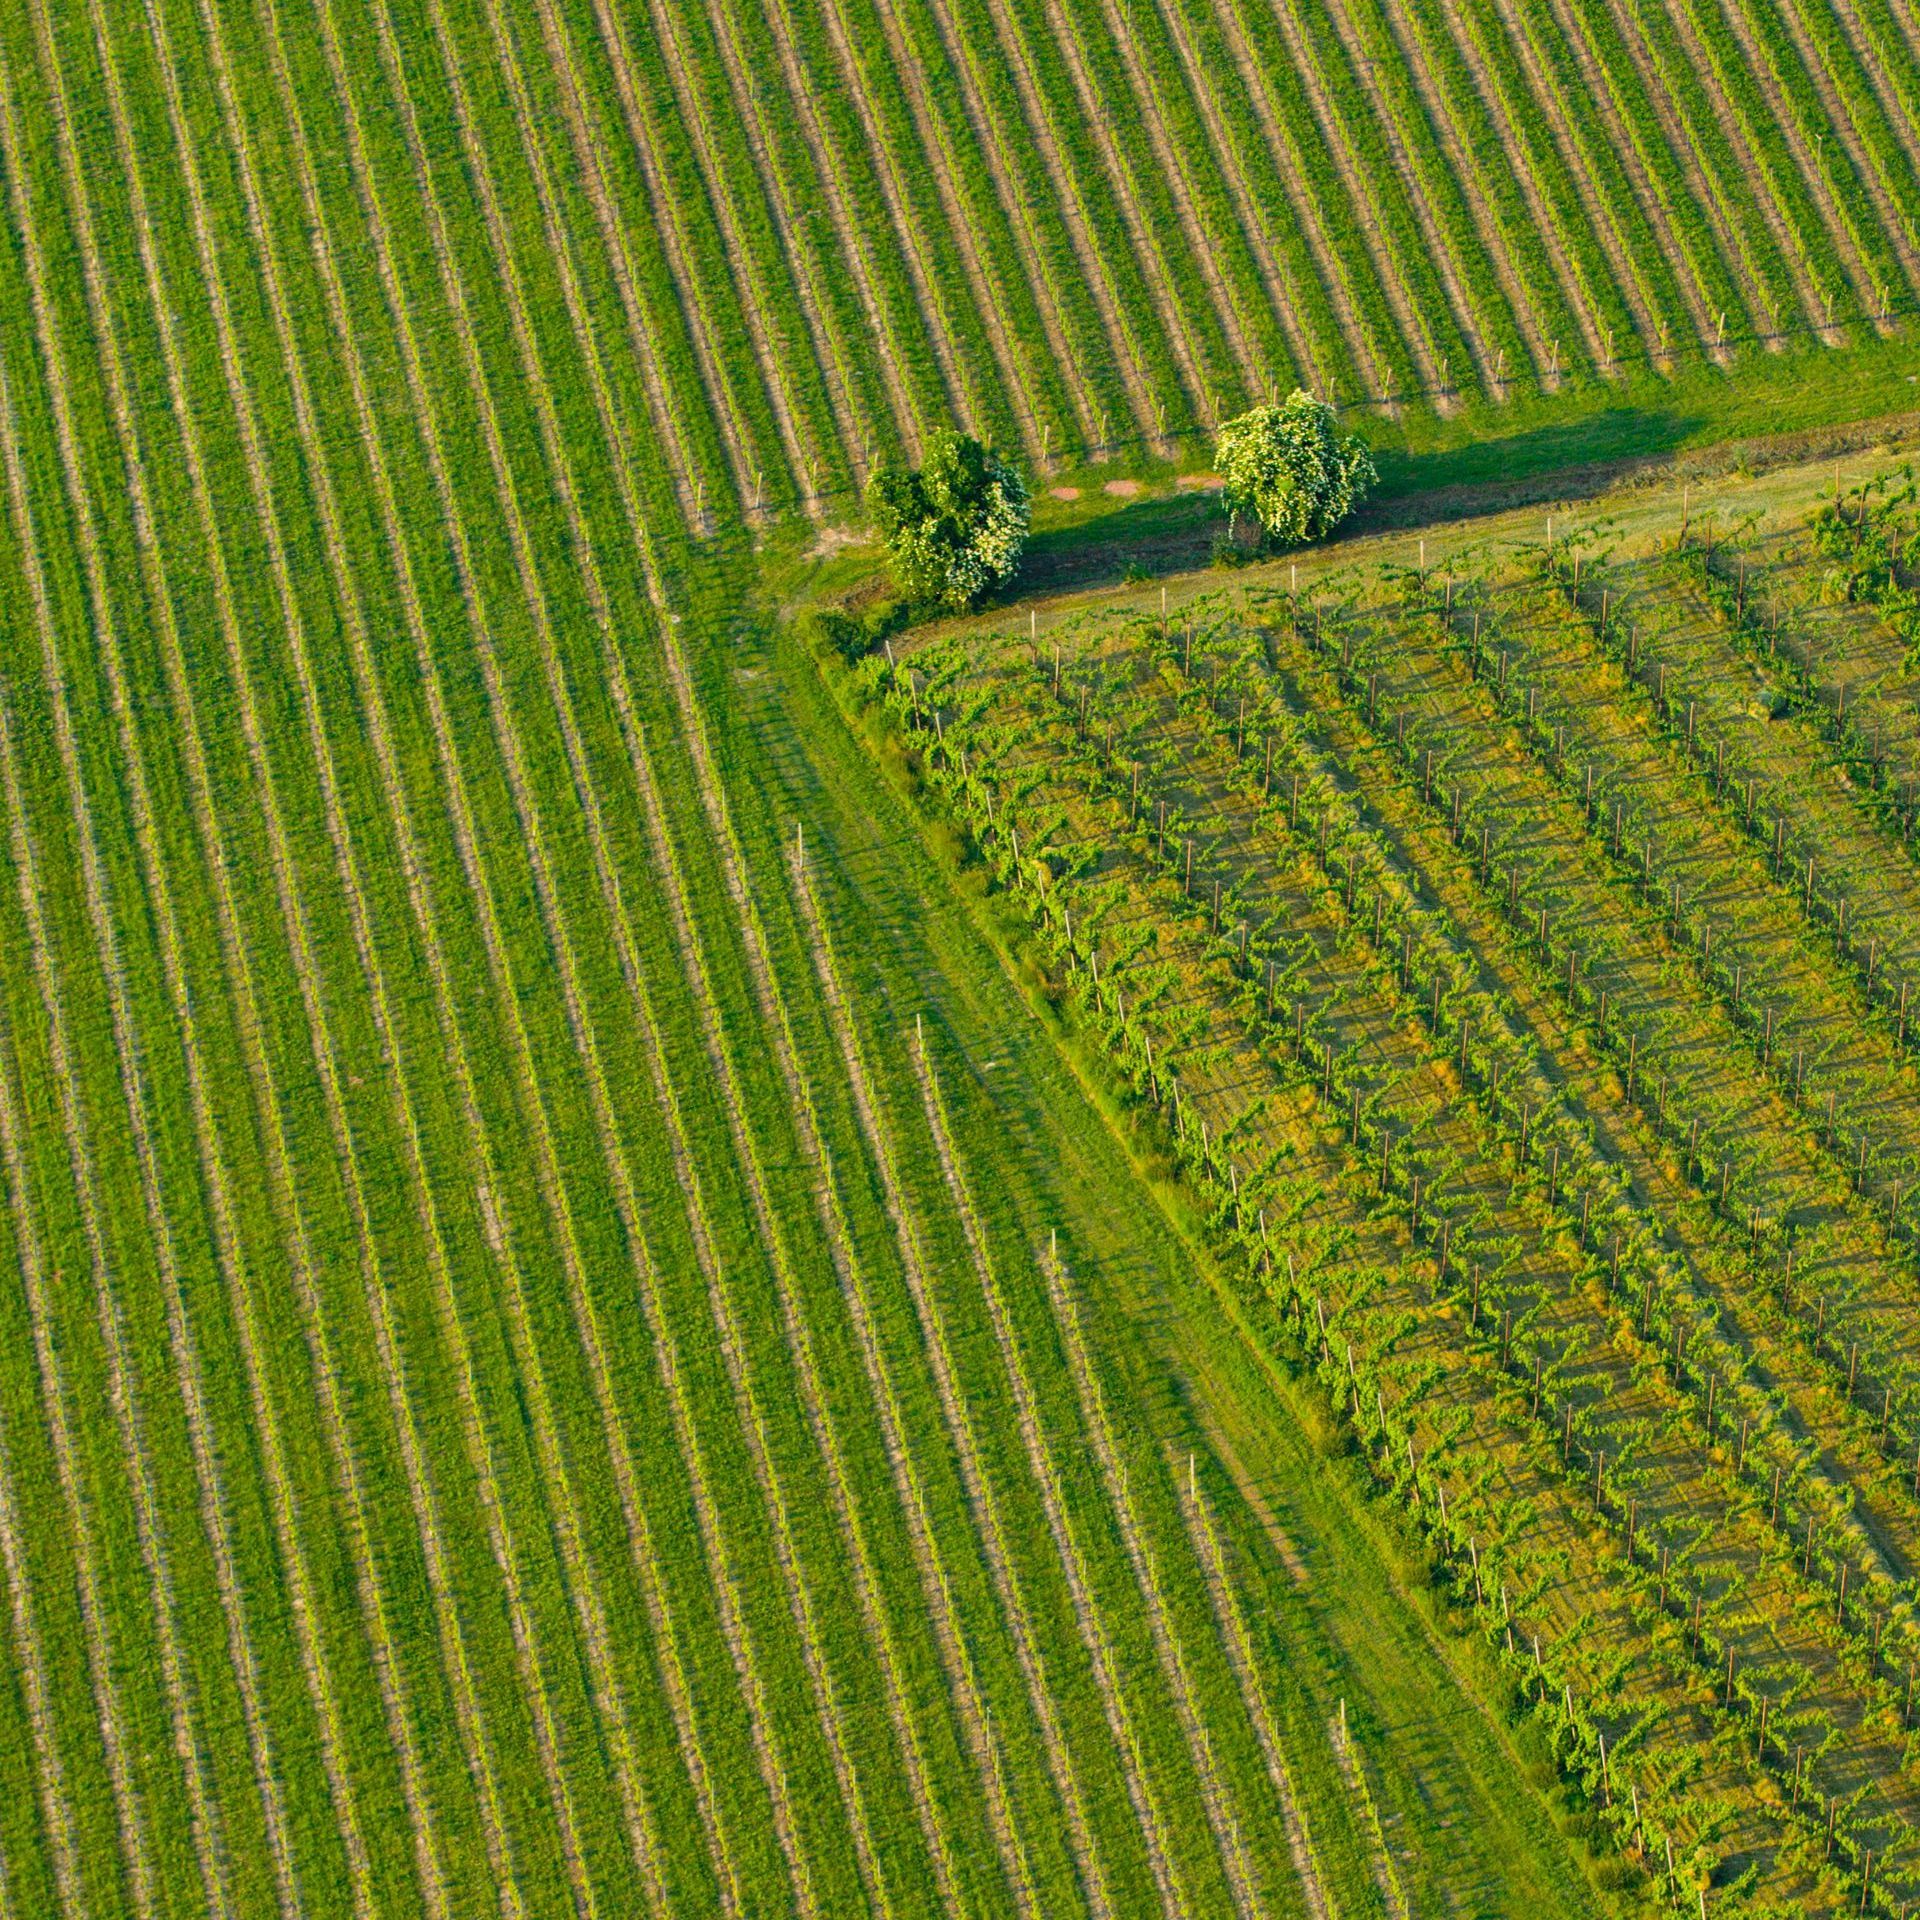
[1215,393,1376,548]
[866,430,1030,608]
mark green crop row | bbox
[1328,0,1531,390]
[1557,0,1751,349]
[1440,0,1639,375]
[878,625,1912,1907]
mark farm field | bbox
[863,454,1920,1911]
[5,0,1920,1917]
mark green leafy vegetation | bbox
[11,0,1920,1915]
[1215,392,1377,547]
[867,428,1032,607]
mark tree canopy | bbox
[866,430,1030,609]
[1214,393,1376,548]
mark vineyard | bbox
[0,0,1903,531]
[7,0,1920,1915]
[574,0,1920,513]
[0,0,1570,1915]
[858,468,1920,1910]
[546,0,1920,513]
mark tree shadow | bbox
[1006,488,1233,600]
[1359,408,1709,529]
[1002,411,1719,603]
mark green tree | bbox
[1215,393,1376,548]
[866,430,1030,608]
